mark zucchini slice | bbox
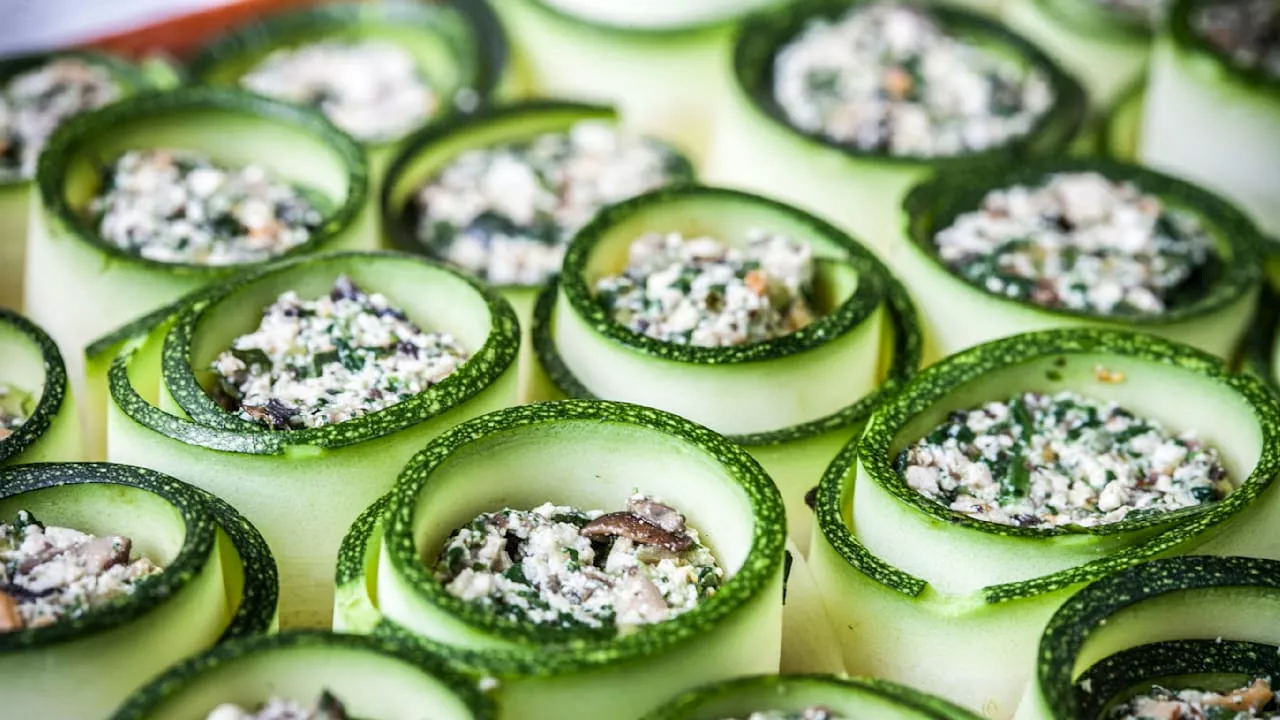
[334,399,787,720]
[108,630,493,720]
[1016,555,1280,719]
[1140,0,1280,240]
[0,461,277,718]
[807,328,1280,718]
[0,308,79,466]
[896,157,1262,365]
[1097,80,1146,161]
[528,185,921,551]
[101,250,518,628]
[642,674,984,720]
[704,0,1087,256]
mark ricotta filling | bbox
[0,57,120,181]
[412,120,683,286]
[723,709,847,720]
[772,2,1055,157]
[433,494,724,631]
[1111,678,1277,720]
[1194,0,1280,78]
[594,230,817,346]
[205,691,350,720]
[211,275,468,430]
[897,389,1231,529]
[91,149,325,266]
[0,384,29,442]
[0,511,161,631]
[241,40,439,144]
[934,172,1215,316]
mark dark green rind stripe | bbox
[0,309,69,465]
[1167,0,1280,98]
[195,487,279,640]
[36,87,368,275]
[514,0,782,38]
[902,156,1263,327]
[1242,287,1280,396]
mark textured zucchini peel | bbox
[0,309,71,465]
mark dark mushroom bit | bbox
[1109,677,1278,720]
[205,689,352,720]
[432,494,724,630]
[722,709,848,720]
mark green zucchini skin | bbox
[334,399,788,720]
[102,250,519,628]
[108,630,495,720]
[0,462,278,718]
[808,328,1280,718]
[0,308,79,466]
[1096,80,1146,161]
[896,156,1263,365]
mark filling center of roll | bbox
[0,384,30,442]
[594,231,817,346]
[1194,0,1280,78]
[896,388,1232,528]
[1110,677,1278,719]
[432,494,724,631]
[772,2,1054,157]
[0,58,120,182]
[934,172,1216,316]
[0,510,162,632]
[210,274,469,430]
[723,708,847,720]
[206,690,351,720]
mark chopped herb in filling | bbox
[772,2,1055,157]
[0,58,119,181]
[896,389,1232,528]
[594,231,817,346]
[411,120,683,286]
[0,384,30,442]
[1110,677,1278,720]
[1194,0,1280,78]
[723,708,848,720]
[935,172,1216,315]
[91,149,325,265]
[0,510,161,632]
[432,494,724,631]
[205,690,351,720]
[241,40,439,144]
[210,275,468,430]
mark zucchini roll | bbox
[706,0,1086,256]
[1016,555,1280,720]
[381,100,695,399]
[0,462,278,719]
[643,675,984,720]
[189,0,513,180]
[808,328,1280,718]
[897,157,1261,365]
[0,51,156,313]
[109,630,493,720]
[529,185,921,551]
[101,250,519,628]
[1097,81,1146,161]
[0,309,79,465]
[334,400,787,720]
[1140,0,1280,240]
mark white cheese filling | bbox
[723,709,848,720]
[205,691,350,720]
[0,57,119,182]
[1110,678,1278,720]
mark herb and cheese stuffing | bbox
[241,40,439,143]
[722,709,847,720]
[90,149,325,265]
[0,385,28,442]
[934,172,1216,315]
[412,120,683,286]
[211,275,467,430]
[433,494,724,631]
[205,690,351,720]
[0,58,120,181]
[1110,678,1278,720]
[896,389,1231,528]
[594,231,817,346]
[0,511,161,632]
[772,3,1054,157]
[1194,0,1280,78]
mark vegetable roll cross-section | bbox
[0,308,78,466]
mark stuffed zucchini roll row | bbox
[529,185,920,551]
[0,462,277,719]
[334,400,787,720]
[897,157,1261,365]
[706,0,1086,256]
[100,250,519,628]
[1015,555,1280,720]
[109,630,492,720]
[0,309,79,465]
[808,328,1280,719]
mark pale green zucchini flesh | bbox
[1097,81,1145,161]
[0,308,80,465]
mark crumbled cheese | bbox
[594,230,817,346]
[1195,0,1280,78]
[934,172,1215,315]
[1110,678,1277,720]
[211,275,467,430]
[241,40,438,143]
[723,709,847,720]
[897,390,1232,528]
[772,3,1054,157]
[205,691,350,720]
[412,120,682,286]
[91,149,324,265]
[432,494,724,631]
[0,58,119,181]
[0,511,160,631]
[0,384,28,442]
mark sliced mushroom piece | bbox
[580,512,691,553]
[613,567,669,626]
[626,496,687,534]
[1204,679,1274,713]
